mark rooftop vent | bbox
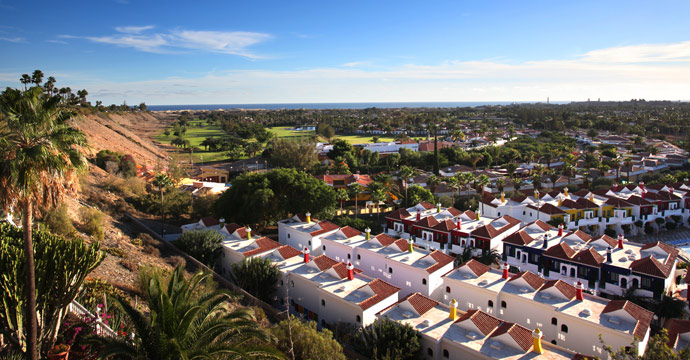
[478,279,489,286]
[421,319,431,327]
[490,341,503,350]
[540,293,552,300]
[520,287,530,293]
[465,331,478,340]
[625,249,633,254]
[463,273,473,279]
[608,316,621,325]
[402,311,414,319]
[580,309,592,317]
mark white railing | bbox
[68,300,118,338]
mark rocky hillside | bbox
[73,111,171,166]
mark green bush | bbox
[656,217,666,224]
[672,215,682,223]
[231,257,280,303]
[271,316,346,360]
[174,229,223,267]
[667,222,677,230]
[604,228,617,237]
[103,246,126,258]
[354,317,421,360]
[80,207,105,241]
[42,203,77,238]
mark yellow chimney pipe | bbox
[246,226,252,239]
[407,238,414,253]
[365,227,371,240]
[305,212,311,223]
[500,191,505,203]
[449,299,458,320]
[564,187,568,197]
[532,328,544,354]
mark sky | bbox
[1,0,689,105]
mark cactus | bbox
[0,222,104,354]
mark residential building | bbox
[277,213,340,256]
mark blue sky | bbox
[1,0,689,105]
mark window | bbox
[551,317,557,325]
[446,286,451,293]
[641,277,653,290]
[356,315,361,323]
[577,266,591,280]
[427,348,433,357]
[529,253,539,265]
[322,245,326,251]
[501,301,507,308]
[422,279,427,285]
[406,281,412,287]
[321,299,325,307]
[561,324,568,333]
[308,240,311,246]
[321,320,326,327]
[551,340,557,345]
[289,280,294,287]
[347,254,351,259]
[357,254,361,260]
[443,349,449,358]
[607,271,620,285]
[388,267,393,274]
[488,300,493,308]
[287,234,291,239]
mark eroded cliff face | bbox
[73,111,173,167]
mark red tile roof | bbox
[373,233,397,247]
[276,245,302,259]
[434,219,457,232]
[403,292,439,316]
[457,309,501,336]
[243,237,281,257]
[463,259,491,277]
[630,256,670,278]
[415,215,439,228]
[564,230,592,242]
[503,231,535,246]
[331,262,363,279]
[589,234,617,248]
[224,222,243,234]
[358,279,401,310]
[665,318,690,348]
[509,271,546,290]
[391,238,410,252]
[309,221,340,236]
[539,280,577,300]
[201,216,220,227]
[529,202,566,215]
[463,210,477,220]
[602,300,653,340]
[571,248,605,267]
[386,208,412,221]
[605,197,633,207]
[490,322,533,352]
[312,255,338,271]
[419,201,436,210]
[561,199,585,209]
[543,243,576,260]
[426,250,455,274]
[575,197,599,208]
[339,226,363,238]
[446,207,463,216]
[528,220,554,232]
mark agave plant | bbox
[92,266,282,359]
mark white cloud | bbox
[0,36,25,43]
[115,25,155,34]
[341,61,372,67]
[8,40,690,105]
[70,27,271,58]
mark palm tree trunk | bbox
[160,189,165,234]
[355,195,358,219]
[22,201,38,360]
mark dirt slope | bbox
[74,111,171,167]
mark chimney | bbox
[670,187,674,196]
[347,262,354,280]
[303,248,310,263]
[437,202,442,213]
[305,212,311,223]
[564,187,569,197]
[532,328,544,354]
[365,227,371,241]
[542,234,549,249]
[501,191,505,203]
[590,193,594,202]
[502,262,510,279]
[641,190,646,198]
[557,197,562,207]
[558,224,563,237]
[617,234,624,249]
[476,209,481,221]
[576,281,584,301]
[449,299,458,320]
[456,218,462,230]
[534,189,539,200]
[613,183,619,192]
[219,218,225,230]
[606,247,612,263]
[246,226,252,240]
[639,181,645,191]
[408,238,414,253]
[416,211,421,221]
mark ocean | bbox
[147,101,567,111]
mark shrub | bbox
[167,256,186,268]
[645,223,655,234]
[104,247,126,258]
[635,220,643,228]
[42,203,77,238]
[672,215,682,223]
[80,207,105,241]
[656,217,665,224]
[666,222,677,230]
[130,237,143,247]
[438,195,454,208]
[77,278,122,312]
[137,232,157,247]
[142,245,160,257]
[231,257,280,303]
[271,316,346,360]
[174,229,224,267]
[604,228,617,237]
[354,317,421,360]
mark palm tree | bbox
[448,175,460,204]
[153,173,173,232]
[370,187,386,223]
[20,74,31,91]
[31,70,44,87]
[451,129,465,142]
[495,178,505,193]
[611,158,621,180]
[562,162,575,185]
[478,249,501,266]
[348,184,364,218]
[427,174,440,195]
[623,158,634,183]
[0,87,87,359]
[475,174,490,195]
[397,165,417,207]
[459,172,476,197]
[469,153,484,170]
[92,266,280,359]
[336,188,349,212]
[505,162,518,178]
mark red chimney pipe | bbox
[416,211,421,221]
[617,234,624,249]
[576,281,584,301]
[304,248,310,263]
[502,262,510,279]
[558,224,563,237]
[456,219,462,230]
[347,262,354,280]
[639,181,645,191]
[641,190,646,198]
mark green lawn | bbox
[268,126,396,145]
[155,121,230,162]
